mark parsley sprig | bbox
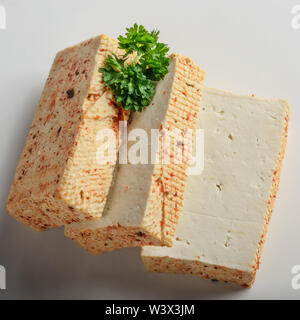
[100,24,170,112]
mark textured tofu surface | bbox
[142,86,289,287]
[6,35,128,230]
[64,54,205,253]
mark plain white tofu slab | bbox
[142,86,289,287]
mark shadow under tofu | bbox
[0,221,244,300]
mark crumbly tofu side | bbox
[64,54,205,253]
[142,87,289,287]
[6,35,128,231]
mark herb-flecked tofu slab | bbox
[6,35,128,231]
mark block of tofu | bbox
[64,54,205,253]
[142,86,289,287]
[6,35,129,231]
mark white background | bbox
[0,0,299,300]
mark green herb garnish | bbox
[100,24,170,112]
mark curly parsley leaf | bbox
[118,23,159,57]
[141,42,170,81]
[100,24,170,112]
[100,54,155,112]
